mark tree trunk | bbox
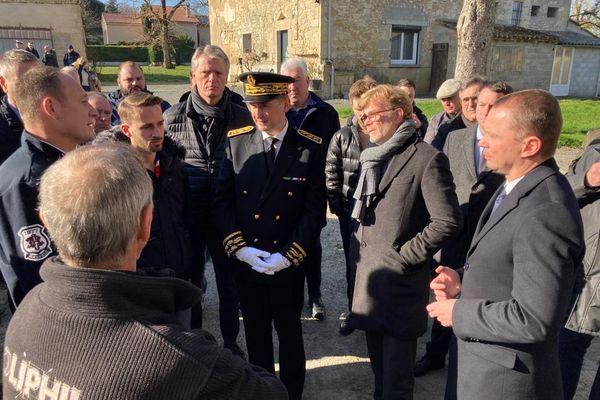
[454,0,496,81]
[161,19,173,69]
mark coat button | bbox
[287,192,293,197]
[273,240,278,245]
[361,241,367,247]
[275,215,280,221]
[254,214,260,220]
[464,262,470,271]
[243,190,248,195]
[253,238,259,243]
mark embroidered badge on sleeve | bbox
[18,224,52,261]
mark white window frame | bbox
[390,26,419,65]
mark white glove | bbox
[264,253,291,273]
[235,246,273,274]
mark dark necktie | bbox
[265,137,278,172]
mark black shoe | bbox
[338,312,355,336]
[414,355,445,377]
[310,297,325,321]
[226,343,247,361]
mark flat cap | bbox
[239,72,294,103]
[436,79,461,100]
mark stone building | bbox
[209,0,600,98]
[0,0,85,58]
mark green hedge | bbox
[88,39,195,65]
[86,45,149,63]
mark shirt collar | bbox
[476,125,483,140]
[504,175,525,195]
[261,119,289,142]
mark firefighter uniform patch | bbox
[18,224,52,261]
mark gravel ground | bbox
[105,83,596,399]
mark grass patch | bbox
[96,65,191,84]
[334,99,599,148]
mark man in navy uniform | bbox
[0,66,96,308]
[215,72,326,400]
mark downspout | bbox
[327,0,334,98]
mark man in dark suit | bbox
[349,84,462,400]
[415,81,511,377]
[428,89,585,400]
[214,72,326,400]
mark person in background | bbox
[282,57,340,321]
[3,143,289,400]
[63,44,80,67]
[396,78,428,140]
[14,40,23,50]
[424,79,462,144]
[107,61,170,124]
[559,128,600,400]
[430,76,484,150]
[325,75,377,336]
[88,92,112,134]
[41,45,59,68]
[0,49,40,165]
[25,42,39,59]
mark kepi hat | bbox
[239,72,294,102]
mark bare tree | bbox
[571,0,600,34]
[454,0,496,80]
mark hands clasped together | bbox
[235,246,291,275]
[426,266,461,327]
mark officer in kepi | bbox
[214,72,327,400]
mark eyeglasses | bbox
[360,108,398,124]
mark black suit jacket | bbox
[214,124,326,284]
[453,160,584,400]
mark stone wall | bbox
[209,0,322,82]
[569,47,600,98]
[494,0,570,31]
[487,41,554,91]
[209,0,577,98]
[0,0,86,58]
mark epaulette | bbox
[297,129,322,145]
[227,125,254,138]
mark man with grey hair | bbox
[3,143,288,400]
[107,61,170,124]
[0,49,40,164]
[430,76,485,150]
[164,45,253,355]
[424,78,462,144]
[0,66,96,309]
[281,57,340,320]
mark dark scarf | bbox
[191,88,228,140]
[351,120,416,222]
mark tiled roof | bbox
[148,6,198,23]
[438,20,557,43]
[544,30,600,47]
[102,13,141,24]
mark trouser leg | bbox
[189,232,207,329]
[206,232,240,348]
[366,330,384,400]
[444,334,458,400]
[425,319,452,363]
[236,279,275,373]
[272,278,305,400]
[305,240,322,301]
[559,327,594,400]
[338,212,355,309]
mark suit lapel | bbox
[258,127,302,207]
[377,145,416,194]
[467,160,559,257]
[463,126,478,182]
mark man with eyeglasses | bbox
[430,76,484,150]
[348,84,461,399]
